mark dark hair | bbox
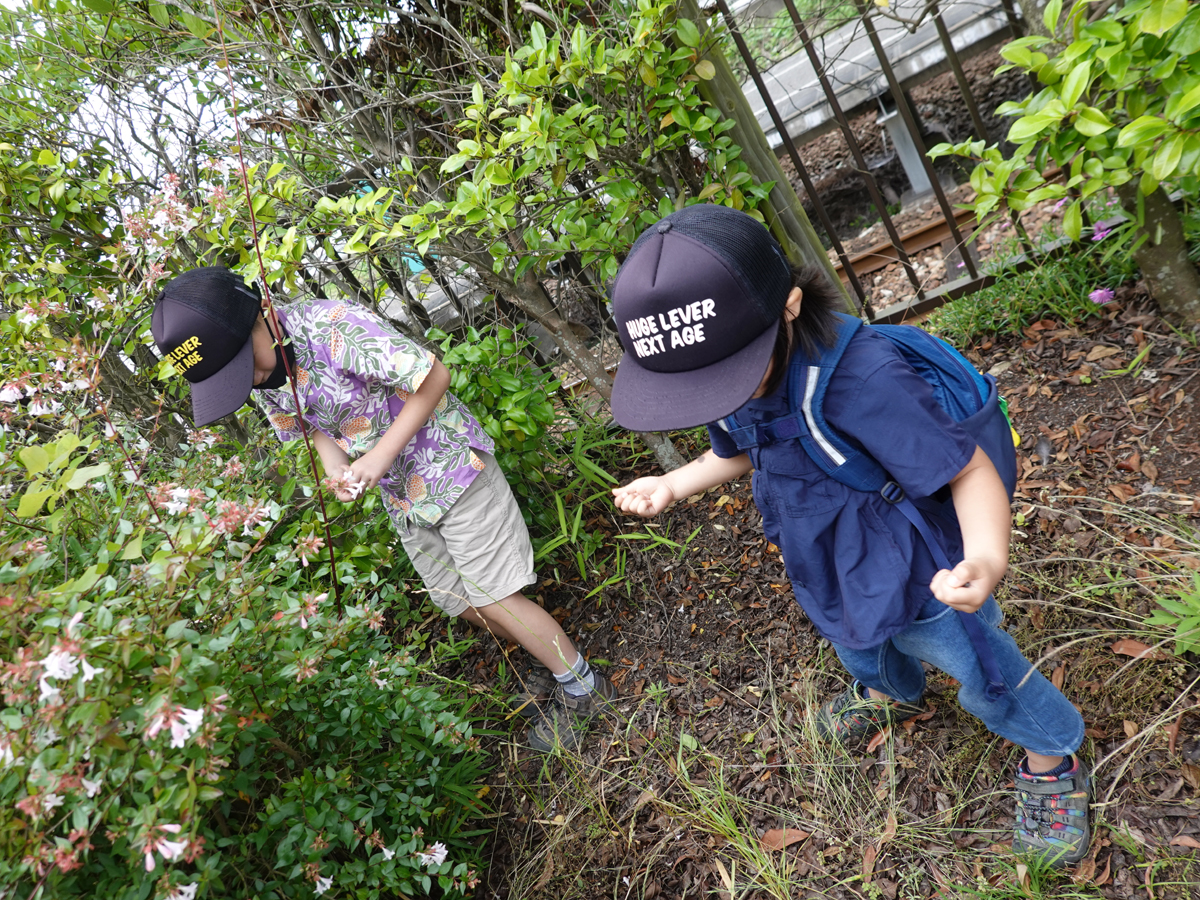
[756,265,844,399]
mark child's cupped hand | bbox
[929,557,1003,612]
[348,450,393,491]
[612,477,675,517]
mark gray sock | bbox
[555,655,596,697]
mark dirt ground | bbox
[434,288,1200,898]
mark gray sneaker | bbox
[507,660,556,720]
[812,680,925,743]
[527,673,618,752]
[1013,756,1091,867]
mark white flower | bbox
[66,612,84,636]
[382,848,394,861]
[166,884,199,900]
[43,792,64,813]
[0,384,21,403]
[159,838,187,861]
[17,308,39,327]
[28,399,63,416]
[314,875,333,895]
[82,777,102,797]
[169,707,204,749]
[81,659,105,683]
[164,488,193,516]
[38,676,61,703]
[0,733,14,767]
[417,842,448,867]
[41,649,79,680]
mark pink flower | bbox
[296,534,325,567]
[295,658,320,683]
[298,593,327,629]
[1089,287,1115,304]
[1091,224,1111,241]
[141,823,187,872]
[222,456,245,478]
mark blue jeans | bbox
[830,595,1084,757]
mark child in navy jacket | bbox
[609,205,1090,866]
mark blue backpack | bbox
[723,312,1018,701]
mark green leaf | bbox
[1059,63,1090,109]
[80,0,115,13]
[1169,82,1200,121]
[148,1,171,27]
[1062,202,1082,240]
[1007,115,1054,143]
[1168,8,1200,55]
[19,445,49,474]
[65,463,110,491]
[180,12,213,39]
[675,17,701,47]
[37,148,57,166]
[694,59,715,80]
[1000,43,1033,69]
[1042,0,1062,36]
[1075,106,1113,136]
[1116,115,1170,148]
[1151,133,1184,180]
[17,488,54,518]
[1139,0,1188,37]
[120,529,145,560]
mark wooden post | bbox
[676,0,849,306]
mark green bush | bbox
[0,427,491,899]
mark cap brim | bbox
[189,335,255,427]
[610,323,777,432]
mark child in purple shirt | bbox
[152,267,615,751]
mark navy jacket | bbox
[709,328,977,649]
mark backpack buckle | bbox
[880,481,906,504]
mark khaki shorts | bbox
[399,451,536,616]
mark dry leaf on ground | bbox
[1111,638,1167,660]
[759,828,810,852]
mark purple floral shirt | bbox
[257,298,494,528]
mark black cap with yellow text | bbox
[151,267,261,427]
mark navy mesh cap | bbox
[610,205,792,431]
[151,267,262,427]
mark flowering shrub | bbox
[0,431,491,899]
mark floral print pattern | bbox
[257,298,494,527]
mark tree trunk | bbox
[489,266,686,471]
[1115,182,1200,324]
[677,0,849,303]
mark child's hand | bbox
[348,449,394,491]
[612,477,676,517]
[930,557,1003,612]
[324,467,365,502]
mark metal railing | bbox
[714,0,1028,321]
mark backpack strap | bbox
[889,495,1009,701]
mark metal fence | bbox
[713,0,1032,322]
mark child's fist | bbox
[930,557,1003,612]
[612,477,675,517]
